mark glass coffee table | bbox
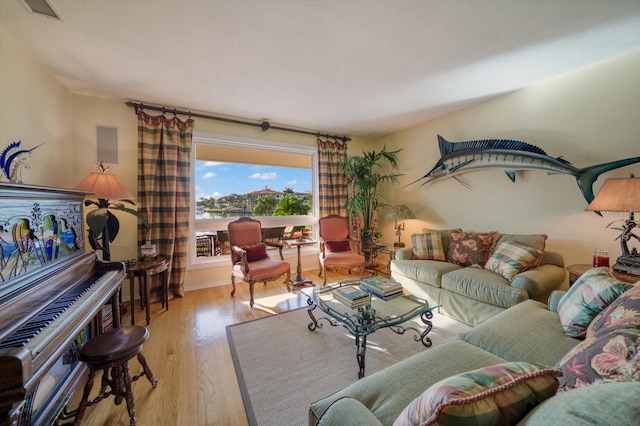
[303,278,439,378]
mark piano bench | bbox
[74,326,158,426]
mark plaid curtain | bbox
[317,138,348,218]
[137,111,194,300]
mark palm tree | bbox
[341,146,402,245]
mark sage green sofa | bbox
[390,231,566,326]
[309,290,640,425]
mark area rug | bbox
[226,307,470,426]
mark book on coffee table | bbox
[360,276,403,297]
[333,286,371,308]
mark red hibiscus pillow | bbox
[448,230,498,267]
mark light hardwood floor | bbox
[69,269,356,425]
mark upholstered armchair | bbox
[228,217,291,307]
[318,215,365,285]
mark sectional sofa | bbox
[309,268,640,425]
[390,229,566,326]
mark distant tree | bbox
[253,195,278,216]
[283,187,295,195]
[197,197,216,209]
[274,193,310,216]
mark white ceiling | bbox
[2,0,640,138]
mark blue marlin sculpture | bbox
[407,135,640,205]
[0,140,45,183]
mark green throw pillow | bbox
[484,240,542,281]
[411,231,446,261]
[557,267,632,338]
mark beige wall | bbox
[377,49,640,286]
[0,28,74,188]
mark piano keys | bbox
[0,183,125,425]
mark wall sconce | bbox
[386,205,416,248]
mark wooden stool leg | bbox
[74,368,96,425]
[112,365,123,406]
[122,362,137,426]
[136,352,159,387]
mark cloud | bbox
[205,161,225,167]
[250,172,277,180]
[286,180,297,185]
[202,172,217,179]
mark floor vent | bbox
[20,0,64,21]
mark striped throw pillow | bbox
[393,362,562,426]
[411,232,445,261]
[484,240,542,281]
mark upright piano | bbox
[0,183,125,425]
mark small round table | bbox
[566,263,639,286]
[287,239,316,287]
[127,256,169,325]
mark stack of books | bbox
[333,286,371,309]
[360,276,404,300]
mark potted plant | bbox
[341,146,402,252]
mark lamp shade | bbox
[386,204,416,220]
[586,177,640,213]
[74,172,134,200]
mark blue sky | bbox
[195,160,312,200]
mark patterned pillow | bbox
[586,282,640,339]
[241,243,268,262]
[447,230,498,267]
[411,231,445,261]
[484,240,542,281]
[393,362,562,426]
[494,233,547,266]
[557,268,632,338]
[326,240,351,252]
[557,330,640,392]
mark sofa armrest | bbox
[539,250,564,268]
[311,397,383,426]
[511,263,566,299]
[547,290,567,313]
[394,247,414,260]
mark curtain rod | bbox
[124,101,351,143]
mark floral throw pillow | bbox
[448,230,498,267]
[557,284,640,392]
[411,231,446,261]
[484,239,542,281]
[393,362,561,426]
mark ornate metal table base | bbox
[306,299,434,379]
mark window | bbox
[190,132,318,266]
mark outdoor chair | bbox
[228,217,291,307]
[318,215,365,285]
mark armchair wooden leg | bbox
[230,275,236,297]
[249,281,255,307]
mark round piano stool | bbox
[74,326,158,426]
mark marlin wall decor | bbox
[407,135,640,205]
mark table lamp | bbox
[386,205,416,248]
[586,176,640,275]
[75,163,148,261]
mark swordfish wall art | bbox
[407,135,640,205]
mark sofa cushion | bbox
[484,239,542,281]
[391,259,461,288]
[494,233,547,266]
[586,281,640,338]
[557,267,632,338]
[411,231,446,261]
[393,362,561,426]
[520,381,640,425]
[448,230,498,267]
[458,300,581,366]
[441,267,528,308]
